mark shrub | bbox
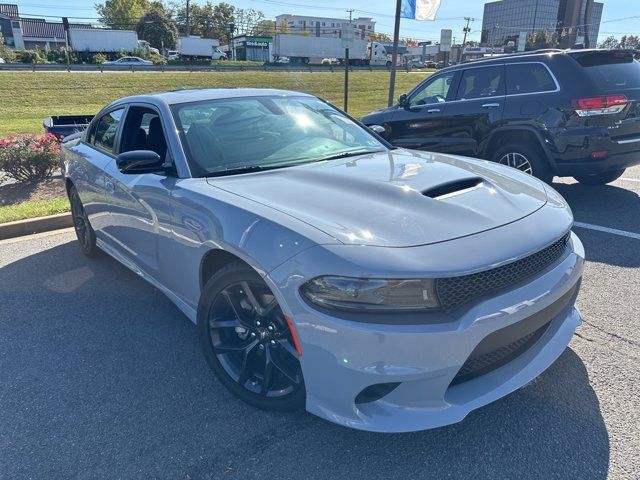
[0,133,61,182]
[93,53,108,64]
[13,50,47,64]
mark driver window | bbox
[119,106,169,163]
[410,73,455,106]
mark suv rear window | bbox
[570,51,640,90]
[506,63,557,95]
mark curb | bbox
[0,213,73,240]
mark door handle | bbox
[427,108,441,113]
[482,103,500,109]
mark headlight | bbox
[300,276,440,311]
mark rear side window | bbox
[573,53,640,91]
[456,66,504,100]
[93,109,124,153]
[506,63,557,95]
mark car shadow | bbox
[553,181,640,268]
[0,239,609,479]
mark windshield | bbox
[171,95,387,176]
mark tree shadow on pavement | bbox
[0,239,609,480]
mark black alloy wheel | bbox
[198,262,305,411]
[68,185,99,257]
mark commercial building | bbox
[0,3,93,50]
[481,0,603,48]
[275,14,375,39]
[232,35,273,62]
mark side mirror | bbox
[369,124,387,136]
[398,93,408,107]
[116,150,164,174]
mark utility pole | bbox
[387,0,402,107]
[461,16,474,61]
[185,0,190,36]
[346,9,354,23]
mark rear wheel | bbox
[492,143,554,184]
[574,168,625,186]
[68,185,99,257]
[197,262,305,411]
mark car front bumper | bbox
[268,231,584,433]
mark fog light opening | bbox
[355,382,401,405]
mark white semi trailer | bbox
[272,34,401,66]
[68,28,138,53]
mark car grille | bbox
[450,321,551,386]
[435,233,570,312]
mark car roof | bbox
[108,88,316,107]
[437,49,569,73]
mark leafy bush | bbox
[0,133,61,182]
[13,50,48,64]
[93,53,108,64]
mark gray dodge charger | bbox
[61,88,584,432]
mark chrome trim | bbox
[616,136,640,145]
[482,103,500,108]
[427,108,441,113]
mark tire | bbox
[68,185,100,258]
[492,142,554,184]
[574,168,625,186]
[197,262,305,412]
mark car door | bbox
[101,104,176,278]
[385,70,461,151]
[68,107,125,239]
[438,64,506,157]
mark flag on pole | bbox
[401,0,441,21]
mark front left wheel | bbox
[68,185,100,257]
[197,262,305,411]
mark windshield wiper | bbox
[318,150,384,162]
[207,164,287,177]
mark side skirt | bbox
[96,238,198,323]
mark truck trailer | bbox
[68,28,138,53]
[178,36,226,59]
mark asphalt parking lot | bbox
[1,167,639,480]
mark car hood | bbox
[207,149,548,247]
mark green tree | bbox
[599,36,619,49]
[252,19,275,36]
[96,0,149,29]
[174,1,236,40]
[136,5,178,49]
[0,34,16,62]
[619,35,640,50]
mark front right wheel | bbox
[68,185,100,257]
[197,262,305,411]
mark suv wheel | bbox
[574,169,625,186]
[492,143,553,184]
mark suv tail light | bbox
[572,95,628,116]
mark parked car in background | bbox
[43,115,94,141]
[273,56,290,64]
[408,60,426,69]
[0,57,5,64]
[166,50,179,61]
[362,49,640,185]
[60,88,583,432]
[102,56,153,66]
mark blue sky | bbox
[12,0,640,44]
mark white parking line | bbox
[620,177,640,183]
[574,221,640,240]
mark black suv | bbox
[362,49,640,185]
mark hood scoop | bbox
[421,177,484,200]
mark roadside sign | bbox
[518,31,527,52]
[440,29,452,52]
[341,24,355,49]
